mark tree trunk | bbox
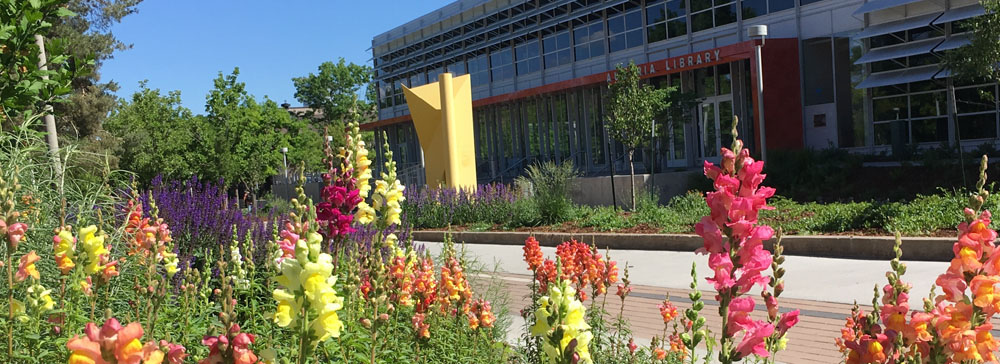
[628,149,636,211]
[252,182,259,212]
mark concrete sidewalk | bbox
[412,231,956,262]
[424,241,949,305]
[421,241,955,364]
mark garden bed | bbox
[403,187,979,237]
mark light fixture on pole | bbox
[281,147,289,179]
[748,24,768,162]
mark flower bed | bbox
[3,119,1000,364]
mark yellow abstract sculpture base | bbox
[402,73,477,189]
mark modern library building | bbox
[363,0,990,185]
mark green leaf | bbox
[55,7,75,17]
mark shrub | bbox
[517,161,578,225]
[401,183,521,229]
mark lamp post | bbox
[748,24,768,162]
[281,147,288,179]
[649,118,656,194]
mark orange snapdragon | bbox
[14,250,39,282]
[465,298,496,330]
[66,318,186,364]
[53,226,76,275]
[837,156,1000,363]
[438,256,472,314]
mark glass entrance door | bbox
[698,95,734,160]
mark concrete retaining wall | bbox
[411,230,955,262]
[570,170,702,208]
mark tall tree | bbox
[104,81,199,183]
[207,68,303,205]
[0,0,76,122]
[292,58,373,145]
[941,0,1000,185]
[606,61,669,210]
[48,0,142,140]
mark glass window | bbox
[873,96,907,122]
[742,0,766,19]
[718,63,732,95]
[701,102,718,157]
[586,88,605,165]
[573,18,606,61]
[553,95,570,157]
[691,0,712,12]
[715,3,737,27]
[409,72,426,87]
[647,0,686,42]
[499,107,513,158]
[911,118,948,143]
[959,113,998,140]
[393,78,407,105]
[671,100,685,160]
[515,39,541,75]
[525,100,540,156]
[467,54,490,86]
[607,8,644,53]
[910,92,946,118]
[956,86,998,114]
[695,67,716,97]
[647,3,667,24]
[834,37,866,148]
[771,0,794,12]
[427,66,444,82]
[490,48,514,81]
[447,60,466,75]
[873,122,892,145]
[691,9,714,32]
[647,22,667,43]
[692,0,735,32]
[743,0,793,19]
[543,31,572,68]
[802,38,834,105]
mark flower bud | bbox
[361,318,372,329]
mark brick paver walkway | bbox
[487,271,852,363]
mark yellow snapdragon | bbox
[355,201,375,225]
[349,122,373,199]
[53,228,76,275]
[272,228,344,345]
[26,284,55,312]
[79,225,108,276]
[531,278,593,364]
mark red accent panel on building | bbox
[759,38,803,150]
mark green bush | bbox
[517,161,578,225]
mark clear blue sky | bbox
[102,0,451,113]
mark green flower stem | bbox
[297,305,311,364]
[7,253,14,360]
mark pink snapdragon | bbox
[695,130,795,363]
[200,323,258,364]
[315,126,365,245]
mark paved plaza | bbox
[423,241,954,363]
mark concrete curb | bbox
[411,230,955,262]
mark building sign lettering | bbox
[607,49,724,83]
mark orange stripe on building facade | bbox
[364,38,803,152]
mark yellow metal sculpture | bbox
[401,73,478,189]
